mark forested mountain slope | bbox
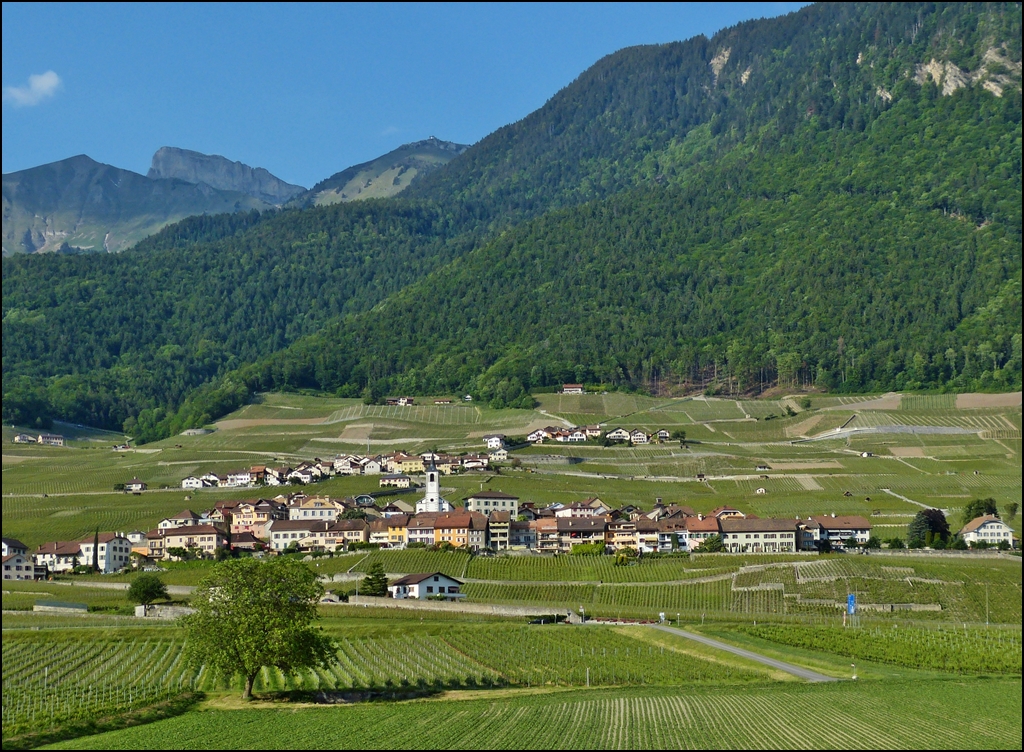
[2,2,1021,440]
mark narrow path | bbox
[649,624,837,683]
[48,580,194,595]
[881,488,942,512]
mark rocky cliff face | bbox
[148,147,305,205]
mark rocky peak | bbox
[147,147,305,205]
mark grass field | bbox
[46,679,1024,750]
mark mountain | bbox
[147,147,305,205]
[1,155,270,255]
[2,2,1021,440]
[291,137,469,207]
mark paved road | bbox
[650,624,837,682]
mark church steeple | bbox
[425,458,440,506]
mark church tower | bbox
[416,458,453,513]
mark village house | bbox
[535,518,560,553]
[230,531,263,551]
[13,433,35,443]
[368,519,390,547]
[720,518,798,553]
[159,509,205,529]
[326,519,370,549]
[380,473,412,489]
[509,520,536,549]
[385,396,416,406]
[636,519,661,552]
[461,454,490,470]
[657,518,691,552]
[386,514,410,547]
[266,520,326,551]
[489,448,510,462]
[464,491,520,517]
[708,506,745,519]
[287,465,317,485]
[562,384,585,395]
[35,533,132,573]
[583,425,603,439]
[388,572,463,600]
[629,429,650,445]
[231,499,287,538]
[288,496,346,521]
[407,514,439,546]
[180,476,208,490]
[604,428,631,442]
[265,466,292,486]
[125,478,147,493]
[606,518,638,550]
[37,433,65,447]
[3,552,42,580]
[486,511,511,550]
[148,525,228,560]
[558,518,607,551]
[554,500,608,518]
[2,538,28,557]
[684,516,721,550]
[483,434,507,450]
[957,515,1014,547]
[434,512,488,550]
[653,429,672,442]
[799,515,873,550]
[394,453,426,474]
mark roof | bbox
[3,553,30,563]
[329,519,369,532]
[160,524,228,537]
[267,520,331,533]
[720,518,798,533]
[811,515,873,531]
[959,514,1004,534]
[390,572,463,587]
[386,514,410,527]
[230,532,263,545]
[169,509,202,521]
[35,541,82,556]
[556,518,607,532]
[2,537,28,550]
[76,532,128,544]
[488,511,512,523]
[685,517,721,533]
[464,491,520,500]
[709,506,743,517]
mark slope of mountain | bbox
[2,2,1020,439]
[291,137,469,207]
[147,147,305,205]
[1,155,270,255]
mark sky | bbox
[2,2,805,188]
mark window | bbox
[426,586,434,593]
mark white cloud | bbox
[4,71,62,107]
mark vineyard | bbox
[2,622,767,741]
[350,549,471,578]
[45,679,1024,750]
[738,624,1022,674]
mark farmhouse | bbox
[407,514,439,546]
[490,448,509,462]
[230,499,287,537]
[605,428,631,442]
[12,433,35,444]
[434,512,488,550]
[180,476,208,490]
[37,433,65,447]
[958,515,1015,547]
[35,533,132,573]
[806,515,873,549]
[388,572,463,600]
[288,496,345,521]
[147,526,228,560]
[562,384,585,395]
[125,478,147,493]
[483,434,507,450]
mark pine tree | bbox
[360,563,389,596]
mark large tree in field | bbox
[907,509,950,545]
[127,573,168,607]
[182,558,335,700]
[961,498,999,526]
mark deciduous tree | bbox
[182,558,334,700]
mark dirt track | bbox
[956,392,1022,408]
[215,418,326,430]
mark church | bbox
[415,459,454,514]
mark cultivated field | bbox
[47,679,1024,750]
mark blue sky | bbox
[2,2,805,188]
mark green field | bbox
[46,679,1024,750]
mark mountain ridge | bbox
[148,147,305,205]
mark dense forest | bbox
[2,2,1021,440]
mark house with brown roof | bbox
[231,499,287,538]
[3,553,42,580]
[558,518,607,551]
[562,384,584,395]
[509,520,536,549]
[720,518,798,553]
[683,516,722,551]
[957,515,1014,548]
[486,511,512,550]
[407,514,440,547]
[147,526,228,560]
[159,509,204,529]
[434,512,488,550]
[801,515,873,550]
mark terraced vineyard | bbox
[46,680,1024,750]
[350,549,472,578]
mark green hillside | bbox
[291,137,469,207]
[2,2,1021,440]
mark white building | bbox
[388,572,464,600]
[959,515,1014,547]
[77,534,133,572]
[180,476,206,490]
[3,553,38,580]
[483,434,506,450]
[415,461,454,514]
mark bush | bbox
[127,574,169,606]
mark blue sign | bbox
[847,594,856,615]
